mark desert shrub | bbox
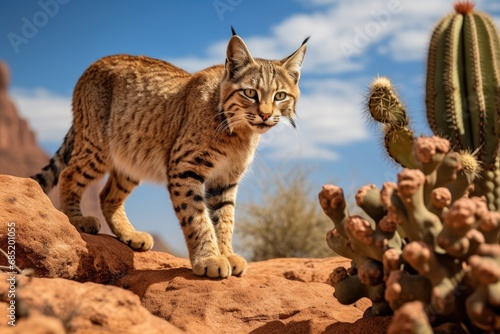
[235,167,334,261]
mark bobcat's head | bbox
[219,32,308,135]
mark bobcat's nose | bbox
[259,112,272,121]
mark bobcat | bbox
[32,31,308,278]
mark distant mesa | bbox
[0,60,47,175]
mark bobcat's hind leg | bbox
[100,169,153,251]
[60,143,108,234]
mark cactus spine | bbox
[367,2,500,211]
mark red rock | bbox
[0,312,66,334]
[0,62,47,177]
[115,266,388,334]
[0,174,391,334]
[247,256,352,283]
[0,175,133,282]
[0,273,183,333]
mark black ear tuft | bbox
[231,25,237,36]
[301,36,311,46]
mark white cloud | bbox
[170,0,469,75]
[381,29,429,62]
[313,0,449,66]
[188,0,499,75]
[259,79,369,160]
[10,88,71,143]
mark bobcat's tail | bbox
[31,125,75,193]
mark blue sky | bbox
[2,0,499,256]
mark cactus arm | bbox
[355,184,387,222]
[384,125,416,169]
[344,215,384,262]
[385,271,432,310]
[396,169,442,247]
[329,266,392,316]
[446,151,479,201]
[325,229,358,260]
[368,77,408,127]
[466,244,500,331]
[367,77,417,168]
[318,185,350,238]
[388,301,434,334]
[403,240,468,317]
[330,267,369,305]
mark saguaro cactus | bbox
[367,2,500,211]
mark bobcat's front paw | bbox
[72,216,101,234]
[192,255,232,278]
[119,231,154,251]
[225,254,247,276]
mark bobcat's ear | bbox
[281,37,309,84]
[225,35,255,77]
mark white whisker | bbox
[277,115,303,143]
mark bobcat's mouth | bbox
[250,122,274,134]
[244,113,277,134]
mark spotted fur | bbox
[31,33,308,278]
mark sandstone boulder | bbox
[0,273,183,333]
[0,175,133,282]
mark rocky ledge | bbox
[0,174,391,333]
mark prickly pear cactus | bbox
[319,136,500,332]
[367,1,500,211]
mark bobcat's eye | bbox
[243,89,257,99]
[274,92,287,101]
